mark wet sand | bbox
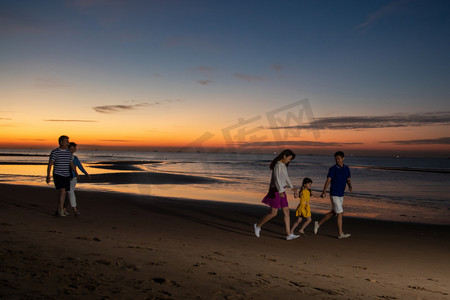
[0,183,449,299]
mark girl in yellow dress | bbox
[290,178,313,236]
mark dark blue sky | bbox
[1,0,449,154]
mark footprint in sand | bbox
[75,236,101,242]
[352,265,368,270]
[152,278,166,284]
[408,285,449,296]
[212,289,247,300]
[151,278,181,288]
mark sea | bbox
[1,149,449,225]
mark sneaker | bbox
[338,233,351,239]
[253,223,261,238]
[63,211,70,216]
[314,221,319,234]
[286,233,300,240]
[299,232,307,236]
[59,211,66,217]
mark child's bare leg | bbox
[299,217,312,233]
[290,217,302,234]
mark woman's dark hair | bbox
[69,142,77,148]
[269,149,296,170]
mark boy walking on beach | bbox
[314,151,352,239]
[46,135,78,216]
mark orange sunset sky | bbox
[1,1,449,157]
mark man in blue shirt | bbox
[314,151,352,239]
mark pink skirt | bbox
[262,191,288,209]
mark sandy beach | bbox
[1,183,449,299]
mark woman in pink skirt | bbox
[253,149,299,240]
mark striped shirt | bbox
[49,148,72,177]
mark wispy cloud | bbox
[93,102,157,114]
[270,64,284,79]
[196,65,214,73]
[270,64,283,72]
[33,78,67,89]
[192,65,215,86]
[164,99,182,104]
[268,112,450,131]
[99,139,132,142]
[0,11,44,35]
[233,73,262,82]
[197,80,213,86]
[0,118,12,120]
[354,0,409,30]
[380,137,450,145]
[241,140,362,147]
[44,119,98,122]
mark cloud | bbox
[354,0,409,30]
[0,118,12,120]
[270,64,283,72]
[233,73,262,82]
[99,139,132,142]
[270,64,285,79]
[93,102,157,114]
[241,140,362,147]
[268,111,450,131]
[380,137,450,145]
[33,78,67,89]
[0,10,44,35]
[197,65,214,73]
[164,99,182,103]
[44,119,98,122]
[197,80,213,86]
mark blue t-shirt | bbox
[70,155,88,178]
[327,164,351,197]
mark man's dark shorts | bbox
[53,174,71,191]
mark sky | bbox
[1,0,449,157]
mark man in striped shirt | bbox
[46,135,78,216]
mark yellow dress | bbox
[295,189,311,218]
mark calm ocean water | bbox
[1,149,449,225]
